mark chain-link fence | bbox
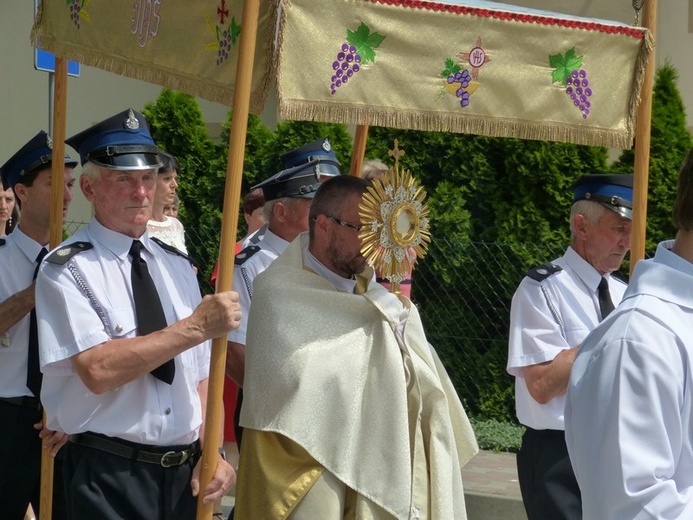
[64,220,570,423]
[412,237,568,422]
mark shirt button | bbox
[165,407,171,415]
[115,324,123,334]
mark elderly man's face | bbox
[581,209,632,275]
[82,168,157,237]
[325,193,367,278]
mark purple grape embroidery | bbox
[214,17,241,66]
[68,0,88,29]
[549,48,593,119]
[329,23,385,95]
[440,58,478,108]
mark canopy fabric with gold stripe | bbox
[277,0,653,149]
[31,0,279,113]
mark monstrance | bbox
[359,140,431,294]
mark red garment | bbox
[210,241,243,287]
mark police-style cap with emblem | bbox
[65,108,162,171]
[571,173,634,220]
[254,138,342,201]
[1,131,78,191]
[280,137,341,178]
[253,162,325,201]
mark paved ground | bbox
[462,449,522,500]
[220,449,526,519]
[462,450,528,520]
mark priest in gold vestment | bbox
[235,175,478,519]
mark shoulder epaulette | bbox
[235,245,261,266]
[0,239,5,247]
[151,237,195,266]
[525,262,562,282]
[249,231,264,245]
[46,242,93,265]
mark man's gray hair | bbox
[262,198,278,222]
[570,199,608,238]
[360,159,389,181]
[263,197,306,223]
[81,161,102,181]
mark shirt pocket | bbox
[564,324,592,348]
[104,308,137,339]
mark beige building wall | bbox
[1,2,691,223]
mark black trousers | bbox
[63,436,200,520]
[0,399,66,520]
[517,427,581,520]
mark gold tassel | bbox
[279,100,635,149]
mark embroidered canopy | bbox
[31,0,279,114]
[277,0,652,148]
[32,0,651,149]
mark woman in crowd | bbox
[0,185,18,237]
[147,152,188,253]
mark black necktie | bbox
[26,247,48,397]
[129,240,175,384]
[598,277,615,320]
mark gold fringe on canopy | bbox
[277,0,653,149]
[31,0,278,112]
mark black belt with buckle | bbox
[0,396,42,411]
[69,432,200,468]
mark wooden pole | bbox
[630,0,657,275]
[350,124,369,176]
[39,56,68,520]
[196,0,260,517]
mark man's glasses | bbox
[327,215,363,232]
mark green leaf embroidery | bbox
[441,57,462,77]
[230,17,241,45]
[549,47,584,86]
[346,22,385,64]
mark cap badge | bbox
[46,135,53,150]
[322,139,332,152]
[124,109,140,130]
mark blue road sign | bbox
[34,0,80,76]
[35,49,81,77]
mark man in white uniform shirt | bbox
[36,109,241,519]
[224,138,340,446]
[0,131,76,520]
[566,148,693,519]
[507,173,634,520]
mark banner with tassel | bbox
[31,0,278,113]
[277,0,653,149]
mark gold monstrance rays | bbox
[359,140,431,294]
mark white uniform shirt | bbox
[507,246,626,430]
[566,241,693,520]
[36,219,210,446]
[228,228,288,345]
[0,228,46,398]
